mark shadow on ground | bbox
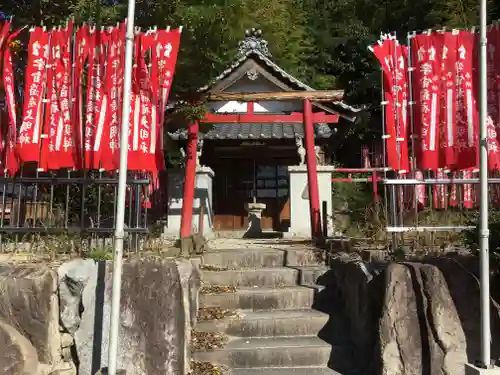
[312,270,364,375]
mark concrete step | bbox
[196,309,328,337]
[231,367,342,375]
[203,249,285,269]
[293,266,331,286]
[202,268,299,288]
[193,336,332,368]
[200,286,316,310]
[285,248,326,267]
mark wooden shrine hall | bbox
[167,29,360,239]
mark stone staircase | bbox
[194,246,357,375]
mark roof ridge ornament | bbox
[237,28,271,58]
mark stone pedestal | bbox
[287,165,334,238]
[244,202,266,237]
[465,364,500,375]
[164,167,214,238]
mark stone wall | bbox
[328,253,500,375]
[0,258,201,375]
[0,264,73,375]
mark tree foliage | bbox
[3,0,500,163]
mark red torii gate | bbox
[179,89,344,241]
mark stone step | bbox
[202,268,299,288]
[193,336,332,368]
[231,367,342,375]
[200,286,316,310]
[196,309,328,337]
[285,248,326,267]
[203,249,286,269]
[293,266,331,286]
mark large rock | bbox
[330,256,468,375]
[424,255,500,362]
[378,263,422,375]
[0,264,60,367]
[328,254,384,364]
[0,319,39,375]
[59,258,201,375]
[378,263,467,375]
[58,259,96,334]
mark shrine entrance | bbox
[202,139,299,231]
[168,29,360,238]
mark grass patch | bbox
[84,246,113,261]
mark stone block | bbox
[0,319,39,375]
[465,364,500,375]
[58,258,201,375]
[0,264,60,366]
[58,259,96,334]
[287,165,335,237]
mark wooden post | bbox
[372,171,379,202]
[180,121,199,239]
[303,99,322,238]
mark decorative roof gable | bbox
[199,29,361,119]
[237,29,271,58]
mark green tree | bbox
[1,0,123,28]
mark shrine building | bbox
[166,29,360,238]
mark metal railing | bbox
[329,167,488,249]
[0,169,159,253]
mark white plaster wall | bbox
[287,165,334,238]
[207,75,304,114]
[164,167,214,238]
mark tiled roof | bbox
[168,123,335,141]
[198,48,314,93]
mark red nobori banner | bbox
[2,23,23,176]
[393,42,410,173]
[101,24,125,171]
[440,31,459,168]
[119,27,182,173]
[463,169,474,208]
[40,24,76,171]
[0,21,184,174]
[369,37,409,172]
[18,27,50,163]
[153,28,181,171]
[0,21,10,50]
[123,32,141,171]
[411,32,443,170]
[126,31,156,171]
[0,21,10,174]
[487,25,500,170]
[84,29,109,169]
[73,25,91,168]
[454,31,479,170]
[433,169,446,208]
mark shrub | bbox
[462,209,500,268]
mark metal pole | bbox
[479,0,491,367]
[108,1,136,373]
